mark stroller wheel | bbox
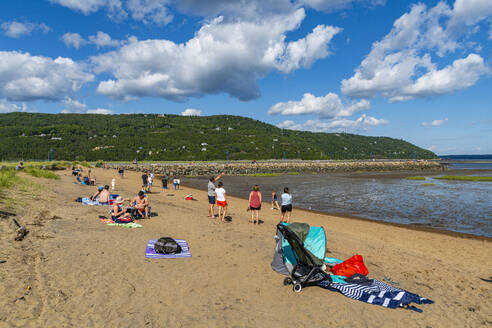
[283,277,292,286]
[293,283,302,293]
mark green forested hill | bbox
[0,113,437,161]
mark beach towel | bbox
[318,278,433,312]
[106,222,143,228]
[145,239,191,259]
[81,194,119,206]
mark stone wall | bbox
[107,160,444,177]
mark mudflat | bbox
[1,168,491,327]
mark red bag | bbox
[330,255,369,277]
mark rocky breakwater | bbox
[108,160,444,177]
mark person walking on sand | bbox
[248,185,262,224]
[280,187,292,223]
[208,172,224,218]
[215,182,227,222]
[271,190,280,210]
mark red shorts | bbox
[217,200,227,207]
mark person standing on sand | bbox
[118,168,124,178]
[280,187,292,223]
[148,172,154,192]
[248,185,262,224]
[173,177,180,190]
[215,181,227,222]
[142,172,149,192]
[207,173,224,218]
[162,175,168,190]
[271,190,280,210]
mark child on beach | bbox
[271,190,280,210]
[248,185,262,224]
[280,187,292,223]
[215,182,227,222]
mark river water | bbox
[183,164,492,237]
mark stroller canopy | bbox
[271,222,326,276]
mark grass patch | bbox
[421,183,436,186]
[406,176,426,180]
[239,173,281,177]
[0,170,21,188]
[435,176,492,182]
[24,168,59,179]
[287,172,300,175]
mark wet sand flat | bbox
[0,168,491,327]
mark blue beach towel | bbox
[145,239,191,259]
[81,194,119,205]
[318,278,433,311]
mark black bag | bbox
[128,208,143,220]
[154,237,182,254]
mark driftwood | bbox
[12,218,28,241]
[0,210,16,219]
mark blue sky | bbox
[0,0,491,155]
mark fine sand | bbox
[1,168,491,328]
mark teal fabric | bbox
[324,257,343,265]
[304,226,326,261]
[281,223,327,266]
[329,274,347,284]
[282,235,297,266]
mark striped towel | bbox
[318,279,433,311]
[145,239,191,259]
[106,222,143,228]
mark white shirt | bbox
[215,187,226,201]
[281,193,292,206]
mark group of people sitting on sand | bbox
[111,190,150,221]
[207,172,293,224]
[73,166,96,185]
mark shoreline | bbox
[181,183,492,242]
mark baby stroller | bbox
[272,222,332,292]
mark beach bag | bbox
[154,237,182,254]
[330,255,369,277]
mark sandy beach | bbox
[1,168,491,327]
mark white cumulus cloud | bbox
[181,108,202,116]
[61,32,87,49]
[51,0,172,25]
[278,114,388,132]
[0,99,28,113]
[88,31,123,48]
[1,21,50,38]
[298,0,386,12]
[268,92,369,118]
[92,9,341,101]
[61,97,113,114]
[341,1,492,102]
[422,118,448,127]
[62,31,124,49]
[0,51,94,101]
[86,108,113,114]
